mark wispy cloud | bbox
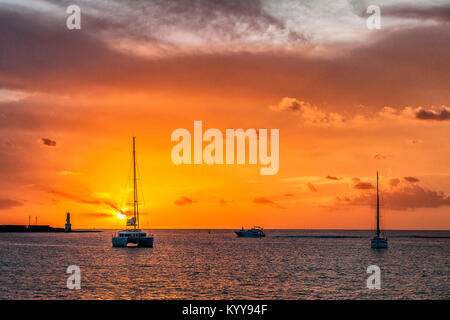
[351,177,374,190]
[174,196,195,206]
[337,178,450,210]
[44,187,120,211]
[253,196,283,208]
[404,176,420,183]
[0,198,23,210]
[4,0,445,59]
[80,212,115,218]
[59,171,81,176]
[269,97,345,126]
[0,88,29,103]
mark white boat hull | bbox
[235,231,265,238]
[112,236,154,248]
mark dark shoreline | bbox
[0,225,101,233]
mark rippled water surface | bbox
[0,230,448,299]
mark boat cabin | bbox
[117,230,147,238]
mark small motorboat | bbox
[235,226,265,238]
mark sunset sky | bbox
[0,0,449,230]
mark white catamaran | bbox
[112,137,154,248]
[371,171,388,249]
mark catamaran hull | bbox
[112,236,154,248]
[235,231,265,238]
[371,237,388,249]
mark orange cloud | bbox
[174,196,194,206]
[0,198,23,210]
[253,197,274,205]
[338,178,450,210]
[351,178,374,190]
[404,177,420,183]
[269,97,346,126]
[44,188,120,212]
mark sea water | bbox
[0,229,448,299]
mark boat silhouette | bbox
[112,137,154,248]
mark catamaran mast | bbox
[133,137,139,230]
[376,171,380,237]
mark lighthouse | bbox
[65,212,71,232]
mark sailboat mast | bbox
[376,171,380,237]
[133,137,139,230]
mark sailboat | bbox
[371,171,388,249]
[112,137,154,248]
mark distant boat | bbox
[235,226,265,238]
[371,171,388,249]
[112,137,154,248]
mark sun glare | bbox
[117,212,126,219]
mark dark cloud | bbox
[50,0,304,53]
[174,196,194,206]
[404,176,420,183]
[337,183,450,210]
[219,199,227,204]
[0,6,448,109]
[0,8,128,93]
[352,178,374,190]
[353,182,374,190]
[414,106,450,121]
[153,0,284,27]
[383,5,450,22]
[41,138,56,147]
[326,175,341,180]
[0,198,23,210]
